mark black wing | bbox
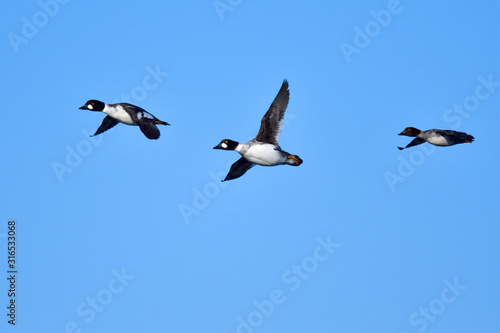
[255,80,290,145]
[138,121,161,140]
[435,129,475,142]
[398,137,425,150]
[93,116,119,136]
[224,157,255,181]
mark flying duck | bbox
[79,100,169,140]
[214,80,302,181]
[398,127,474,150]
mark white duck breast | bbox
[239,143,287,166]
[103,105,135,125]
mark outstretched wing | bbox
[255,80,290,145]
[224,157,255,181]
[93,116,119,136]
[398,137,425,150]
[138,121,161,140]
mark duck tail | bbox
[287,155,303,166]
[463,134,474,143]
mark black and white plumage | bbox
[79,100,170,140]
[398,127,474,150]
[213,80,302,181]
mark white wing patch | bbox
[137,111,154,121]
[142,112,155,120]
[137,111,155,120]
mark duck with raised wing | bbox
[214,80,302,181]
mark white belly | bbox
[104,106,135,125]
[427,136,449,146]
[242,143,286,166]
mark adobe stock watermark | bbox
[213,0,243,21]
[226,236,340,333]
[51,65,169,182]
[442,74,500,129]
[7,0,71,54]
[178,161,232,224]
[340,0,404,63]
[384,73,499,192]
[111,65,169,104]
[399,277,466,333]
[55,267,135,333]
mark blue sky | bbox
[1,1,499,332]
